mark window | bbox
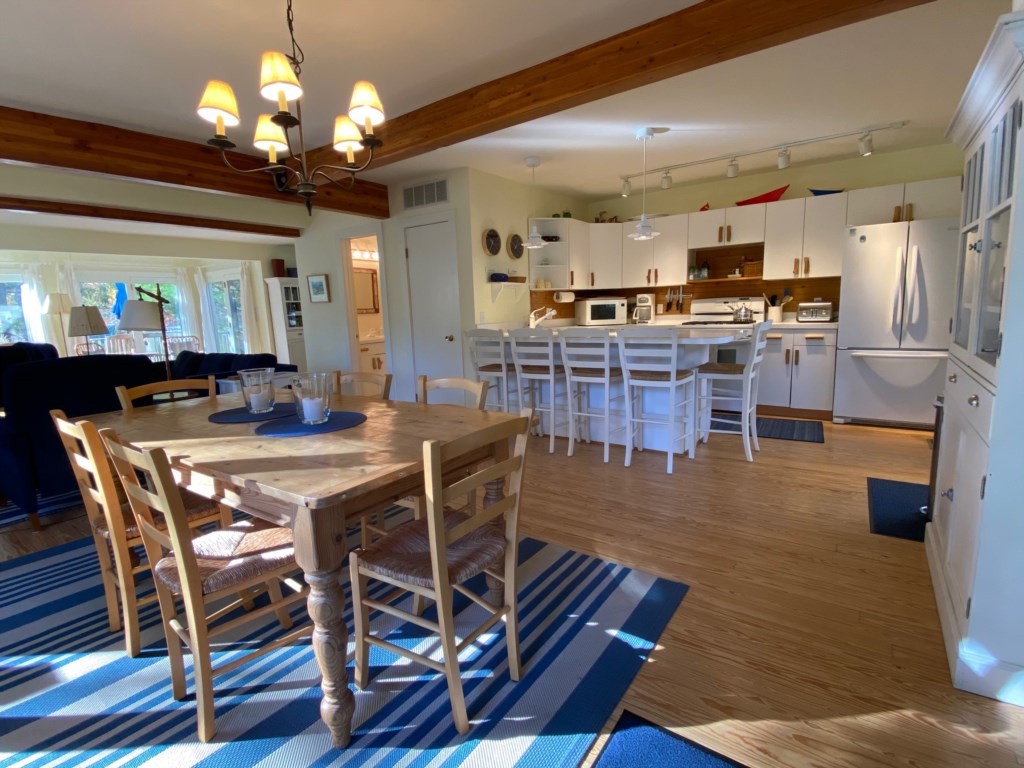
[76,275,184,355]
[0,281,29,343]
[206,277,246,353]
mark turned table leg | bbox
[304,568,355,748]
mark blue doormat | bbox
[594,710,747,767]
[867,477,928,542]
[709,414,824,443]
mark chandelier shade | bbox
[197,80,240,130]
[253,115,289,157]
[333,116,365,162]
[349,81,385,132]
[259,51,303,105]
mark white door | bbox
[688,208,726,248]
[901,218,959,350]
[789,342,836,411]
[944,416,987,630]
[406,218,464,403]
[846,183,905,226]
[724,203,766,244]
[838,222,908,350]
[763,199,805,280]
[802,192,847,278]
[757,332,793,407]
[620,223,654,288]
[653,213,689,285]
[589,223,622,289]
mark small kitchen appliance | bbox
[633,293,656,324]
[575,296,628,326]
[796,301,833,322]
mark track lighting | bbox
[726,158,739,178]
[660,171,673,190]
[858,133,874,157]
[621,179,632,197]
[777,148,791,169]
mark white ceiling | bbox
[0,0,1011,205]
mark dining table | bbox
[81,391,520,748]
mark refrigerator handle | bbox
[906,245,920,324]
[892,246,905,331]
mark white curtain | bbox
[19,263,46,344]
[239,261,262,354]
[176,267,202,343]
[194,268,216,353]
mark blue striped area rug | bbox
[0,490,83,528]
[0,532,687,767]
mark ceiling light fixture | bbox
[196,0,385,214]
[661,171,673,190]
[777,147,791,169]
[620,121,906,189]
[628,127,660,241]
[621,179,632,198]
[524,156,545,249]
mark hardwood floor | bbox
[4,422,1022,766]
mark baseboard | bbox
[757,405,831,420]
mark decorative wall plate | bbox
[507,233,524,259]
[482,228,501,256]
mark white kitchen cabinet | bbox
[925,11,1024,708]
[359,340,387,373]
[763,199,805,280]
[801,191,848,278]
[528,218,590,291]
[264,277,307,369]
[688,204,766,248]
[757,328,836,411]
[846,177,961,226]
[567,219,590,291]
[620,225,654,288]
[652,213,689,286]
[589,223,622,289]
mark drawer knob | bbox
[948,373,957,383]
[967,394,980,407]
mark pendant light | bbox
[628,127,660,241]
[524,156,545,249]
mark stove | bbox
[684,297,765,327]
[680,320,755,326]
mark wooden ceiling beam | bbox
[306,0,933,171]
[0,106,390,219]
[0,196,302,238]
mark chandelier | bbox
[195,0,385,213]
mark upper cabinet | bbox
[621,213,690,288]
[688,204,766,248]
[801,192,848,278]
[762,198,805,280]
[589,223,622,290]
[528,217,589,291]
[846,177,962,226]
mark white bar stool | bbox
[558,327,624,463]
[696,320,772,462]
[616,326,696,474]
[466,329,518,412]
[508,328,568,453]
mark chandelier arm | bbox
[311,168,358,190]
[219,149,300,181]
[310,144,376,181]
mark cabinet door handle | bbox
[948,373,957,383]
[646,268,651,285]
[967,394,980,407]
[793,257,800,276]
[804,334,825,340]
[590,272,595,287]
[360,346,369,352]
[794,349,800,365]
[804,256,810,275]
[654,268,658,284]
[892,205,902,223]
[785,348,791,365]
[726,224,732,242]
[766,333,784,339]
[718,225,724,243]
[570,270,574,286]
[940,487,955,501]
[905,202,914,222]
[444,334,455,342]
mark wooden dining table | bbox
[82,391,520,748]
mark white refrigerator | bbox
[833,218,959,426]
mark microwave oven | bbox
[575,297,628,326]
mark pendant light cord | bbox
[641,136,648,219]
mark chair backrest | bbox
[416,375,489,410]
[333,370,393,399]
[465,329,508,374]
[75,341,105,356]
[508,328,558,378]
[421,409,532,590]
[557,327,614,379]
[166,335,202,355]
[50,409,127,541]
[104,334,136,355]
[115,376,217,414]
[744,320,773,397]
[615,326,683,385]
[100,428,200,600]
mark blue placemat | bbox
[208,403,296,423]
[254,411,367,436]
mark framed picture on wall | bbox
[307,274,330,303]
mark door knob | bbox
[947,373,957,383]
[940,487,954,501]
[967,394,980,407]
[444,334,455,342]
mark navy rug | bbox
[594,710,747,767]
[866,477,928,541]
[0,490,83,528]
[709,414,824,443]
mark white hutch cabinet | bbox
[926,11,1024,707]
[264,277,308,370]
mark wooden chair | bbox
[75,341,105,355]
[49,410,234,657]
[416,375,489,410]
[104,333,135,355]
[165,335,202,355]
[100,428,311,743]
[333,370,392,400]
[115,376,217,414]
[696,320,772,462]
[349,408,532,735]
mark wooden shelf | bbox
[688,276,762,284]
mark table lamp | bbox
[66,306,108,355]
[41,292,72,356]
[119,285,171,379]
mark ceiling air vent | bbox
[402,179,448,210]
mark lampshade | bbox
[332,116,365,153]
[259,51,303,103]
[525,225,546,249]
[197,80,240,127]
[628,213,661,241]
[42,292,72,315]
[253,114,289,152]
[348,81,385,129]
[66,306,108,337]
[118,300,162,332]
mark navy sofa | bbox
[0,354,160,527]
[166,350,298,380]
[0,342,59,410]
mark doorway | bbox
[348,235,388,380]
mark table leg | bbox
[304,568,355,748]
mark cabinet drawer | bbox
[944,359,993,441]
[793,330,836,347]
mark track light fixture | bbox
[726,158,739,178]
[660,171,673,189]
[621,179,632,197]
[777,147,791,169]
[858,133,874,157]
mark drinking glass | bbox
[292,372,332,425]
[238,367,276,414]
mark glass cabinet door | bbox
[976,208,1009,365]
[953,227,981,352]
